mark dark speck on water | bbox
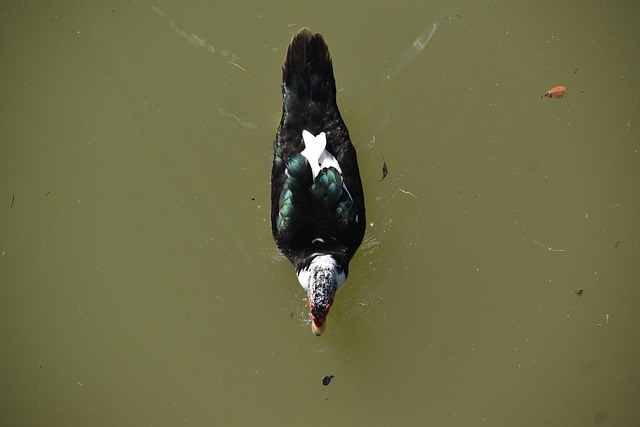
[322,375,334,386]
[379,158,388,181]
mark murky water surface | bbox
[1,1,639,425]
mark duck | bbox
[270,28,366,336]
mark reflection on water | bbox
[383,22,438,83]
[217,106,258,130]
[152,4,241,62]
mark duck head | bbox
[297,254,346,335]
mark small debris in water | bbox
[397,188,418,198]
[542,85,567,98]
[322,375,334,386]
[533,240,566,252]
[574,288,584,296]
[379,158,388,181]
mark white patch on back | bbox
[301,130,342,179]
[301,130,354,204]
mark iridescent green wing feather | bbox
[310,167,356,227]
[277,153,312,233]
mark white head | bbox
[297,255,346,335]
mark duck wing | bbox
[271,28,365,264]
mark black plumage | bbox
[270,28,366,334]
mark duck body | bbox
[271,28,366,335]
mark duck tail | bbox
[282,28,336,108]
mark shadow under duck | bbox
[270,28,366,335]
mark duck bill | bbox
[311,319,326,336]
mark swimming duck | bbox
[270,28,366,335]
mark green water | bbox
[1,1,639,425]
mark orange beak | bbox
[311,318,326,336]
